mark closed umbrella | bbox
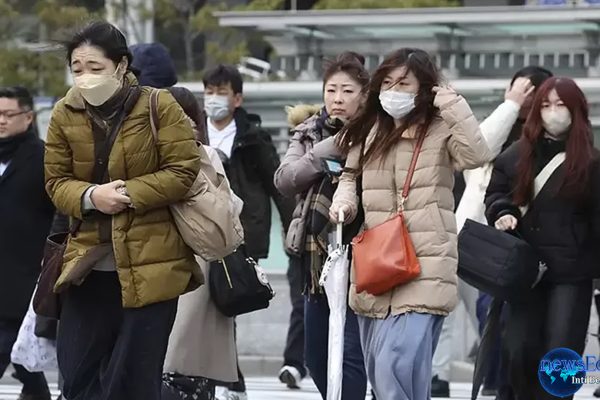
[319,211,349,400]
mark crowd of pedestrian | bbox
[2,19,600,400]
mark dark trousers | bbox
[505,280,592,400]
[476,293,505,391]
[304,295,367,400]
[0,320,50,396]
[283,256,306,376]
[57,271,178,400]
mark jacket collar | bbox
[64,72,139,111]
[0,132,38,184]
[232,107,262,149]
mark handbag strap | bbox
[519,151,566,216]
[70,100,130,237]
[149,89,160,142]
[399,133,426,211]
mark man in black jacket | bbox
[202,65,294,400]
[203,65,293,260]
[0,86,54,400]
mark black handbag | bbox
[209,245,274,317]
[458,152,565,303]
[458,219,546,302]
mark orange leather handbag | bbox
[352,134,425,296]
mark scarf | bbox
[86,83,142,244]
[0,126,36,163]
[304,111,346,294]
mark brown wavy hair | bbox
[514,77,596,205]
[335,48,441,167]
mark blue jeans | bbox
[358,312,443,400]
[304,296,367,400]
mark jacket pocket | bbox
[425,203,449,244]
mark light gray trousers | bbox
[358,312,444,400]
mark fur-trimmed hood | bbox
[285,104,322,128]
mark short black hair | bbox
[65,21,133,70]
[202,64,243,94]
[511,66,553,89]
[0,86,34,110]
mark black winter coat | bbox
[0,133,54,321]
[220,108,294,260]
[485,138,600,283]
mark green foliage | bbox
[206,40,248,65]
[314,0,459,9]
[0,48,68,96]
[0,0,20,41]
[239,0,284,11]
[36,0,97,38]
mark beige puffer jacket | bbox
[332,95,493,319]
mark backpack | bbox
[148,89,244,261]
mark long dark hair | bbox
[336,48,440,167]
[514,77,596,205]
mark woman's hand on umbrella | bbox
[329,204,350,224]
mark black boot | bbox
[431,375,450,397]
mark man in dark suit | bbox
[0,86,54,400]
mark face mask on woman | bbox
[379,90,416,120]
[204,95,231,121]
[541,107,572,139]
[73,64,125,107]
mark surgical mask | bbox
[204,95,231,121]
[379,90,416,120]
[541,107,572,139]
[73,67,124,107]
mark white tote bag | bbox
[10,297,57,372]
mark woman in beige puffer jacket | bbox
[329,48,492,400]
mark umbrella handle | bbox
[337,210,344,248]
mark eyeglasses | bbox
[0,110,30,119]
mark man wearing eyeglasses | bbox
[0,86,54,400]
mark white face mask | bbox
[73,66,124,107]
[379,90,416,120]
[204,95,231,121]
[541,107,572,139]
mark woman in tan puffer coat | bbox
[329,48,492,400]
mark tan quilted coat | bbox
[332,95,493,318]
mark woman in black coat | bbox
[485,77,600,400]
